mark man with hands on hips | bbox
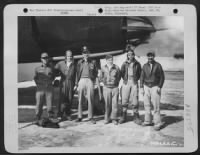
[140,51,165,131]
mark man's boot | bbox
[63,110,72,121]
[142,113,153,126]
[66,115,72,121]
[119,111,127,124]
[48,111,59,123]
[112,120,118,125]
[133,112,142,125]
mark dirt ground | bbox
[18,71,184,151]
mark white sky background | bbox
[135,16,184,57]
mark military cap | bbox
[82,46,90,54]
[41,52,49,59]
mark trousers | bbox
[121,80,139,114]
[35,86,53,118]
[77,78,94,119]
[143,85,162,125]
[103,87,119,121]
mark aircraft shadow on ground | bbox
[160,115,183,129]
[137,101,184,111]
[120,101,184,129]
[125,114,183,129]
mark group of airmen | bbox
[34,45,165,131]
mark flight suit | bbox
[34,64,55,119]
[55,60,76,117]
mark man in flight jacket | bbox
[140,51,165,131]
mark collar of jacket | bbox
[147,60,156,65]
[105,64,116,70]
[80,58,92,63]
[64,60,74,65]
[41,63,50,68]
[125,59,138,66]
[78,58,93,74]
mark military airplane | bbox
[18,16,167,63]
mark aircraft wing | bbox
[52,50,124,61]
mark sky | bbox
[134,16,184,57]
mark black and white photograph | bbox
[3,4,198,153]
[17,16,184,149]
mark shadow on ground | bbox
[160,115,183,129]
[121,113,183,130]
[18,108,88,123]
[137,101,184,111]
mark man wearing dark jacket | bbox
[119,48,142,125]
[140,51,165,130]
[55,50,76,121]
[34,52,55,122]
[74,46,98,124]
